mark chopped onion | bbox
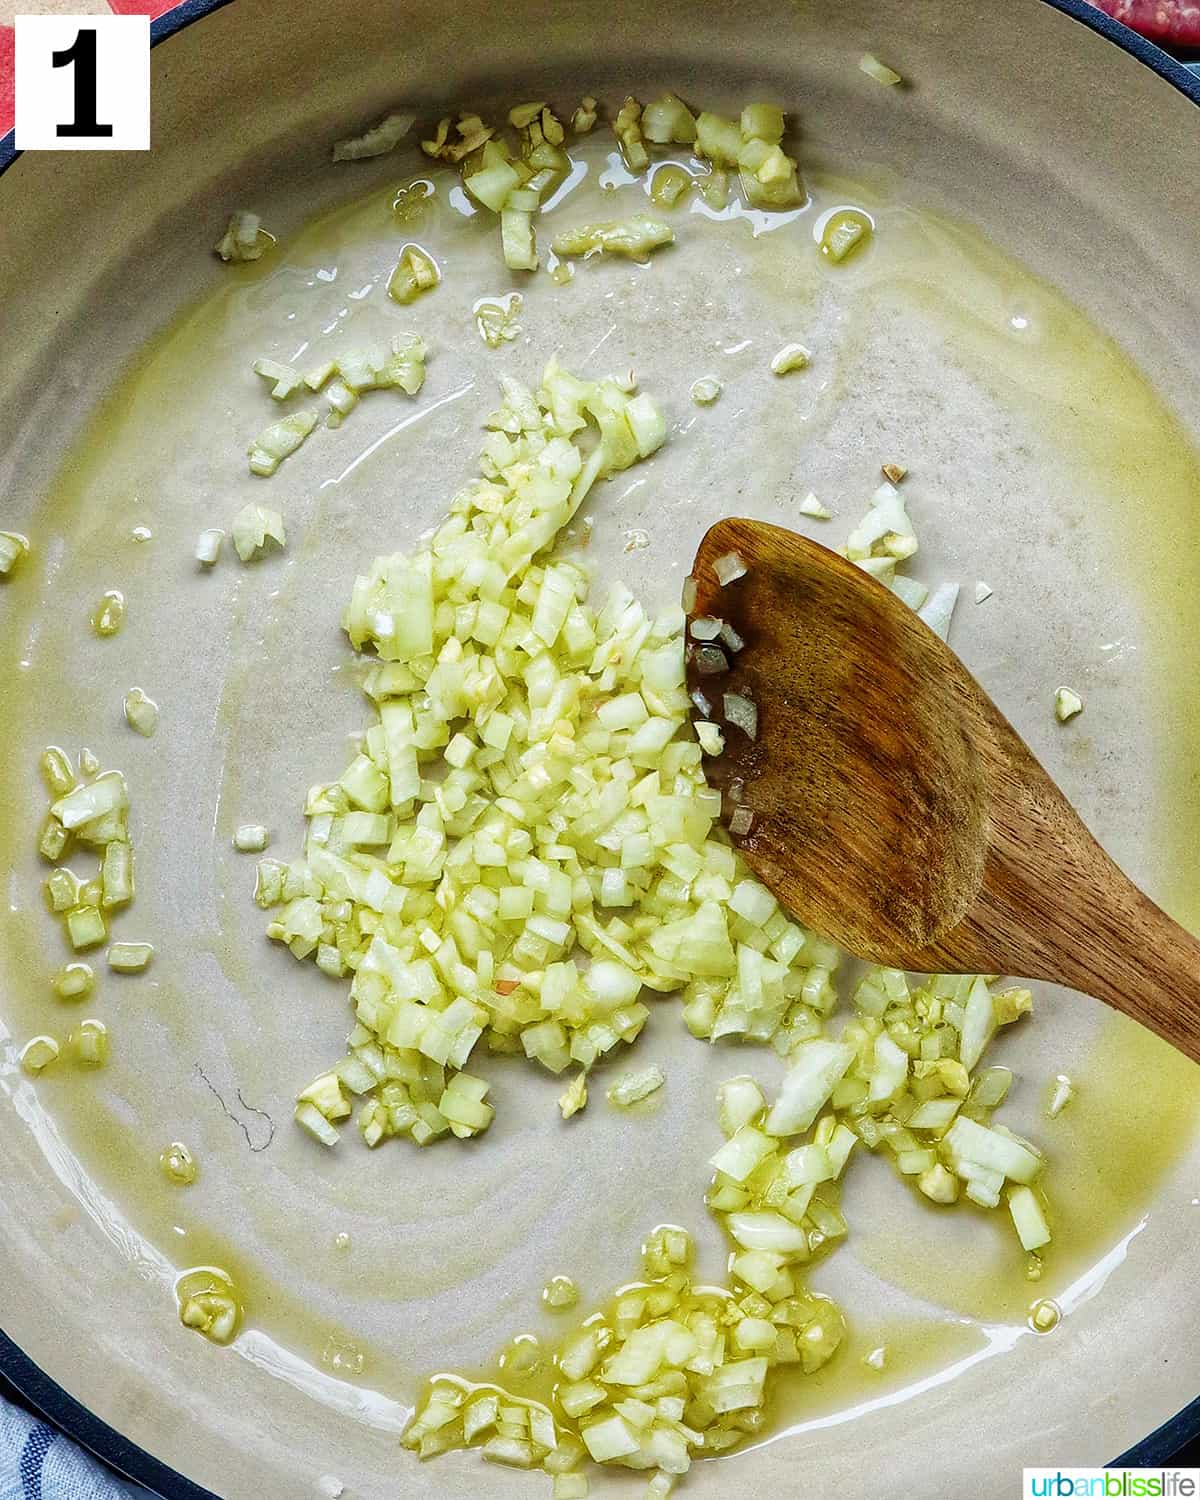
[195,529,224,566]
[552,217,674,261]
[689,617,723,641]
[718,622,744,653]
[613,96,649,172]
[51,962,94,1001]
[798,493,830,520]
[176,1267,241,1344]
[649,164,693,209]
[214,211,272,263]
[722,692,757,739]
[681,577,697,612]
[543,1275,580,1310]
[694,645,727,677]
[572,96,598,133]
[975,580,993,604]
[765,1041,856,1134]
[20,1035,60,1075]
[606,1066,665,1107]
[1008,1185,1051,1251]
[917,582,959,642]
[641,93,698,145]
[332,110,414,161]
[388,243,441,304]
[247,414,315,478]
[859,53,902,86]
[253,357,302,400]
[70,1018,109,1067]
[695,722,724,757]
[713,552,747,586]
[232,502,287,559]
[1054,686,1083,723]
[819,209,872,264]
[690,377,722,406]
[91,590,125,637]
[728,806,754,836]
[108,941,154,973]
[1047,1074,1074,1117]
[123,687,158,738]
[770,343,811,376]
[234,824,270,853]
[0,531,30,576]
[475,293,523,348]
[160,1142,198,1185]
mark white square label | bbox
[14,15,150,151]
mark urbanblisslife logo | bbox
[1024,1471,1200,1498]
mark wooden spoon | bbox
[686,516,1200,1065]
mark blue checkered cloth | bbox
[1,1394,146,1500]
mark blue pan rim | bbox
[0,0,1196,1489]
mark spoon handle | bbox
[977,821,1200,1065]
[1043,868,1200,1067]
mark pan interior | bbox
[1,8,1199,1497]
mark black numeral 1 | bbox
[53,28,113,138]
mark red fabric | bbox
[0,26,14,139]
[105,0,183,16]
[1087,0,1200,44]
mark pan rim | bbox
[0,0,1197,1491]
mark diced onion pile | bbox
[243,336,427,476]
[243,363,1057,1494]
[404,1220,845,1495]
[390,93,804,278]
[408,957,1048,1493]
[258,363,838,1151]
[21,746,144,1074]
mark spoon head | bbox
[686,517,992,968]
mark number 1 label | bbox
[52,28,115,139]
[15,15,150,151]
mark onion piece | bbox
[713,551,747,586]
[689,616,723,641]
[551,216,674,261]
[0,531,30,576]
[690,376,723,406]
[234,824,270,852]
[859,53,903,86]
[1054,686,1083,723]
[214,210,272,263]
[695,645,728,676]
[332,110,415,161]
[606,1066,665,1107]
[20,1035,60,1075]
[770,343,811,376]
[723,692,757,739]
[917,582,959,642]
[195,529,224,566]
[108,941,154,973]
[728,806,755,836]
[123,688,159,738]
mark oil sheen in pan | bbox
[0,135,1198,1439]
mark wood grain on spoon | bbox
[686,516,1200,1066]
